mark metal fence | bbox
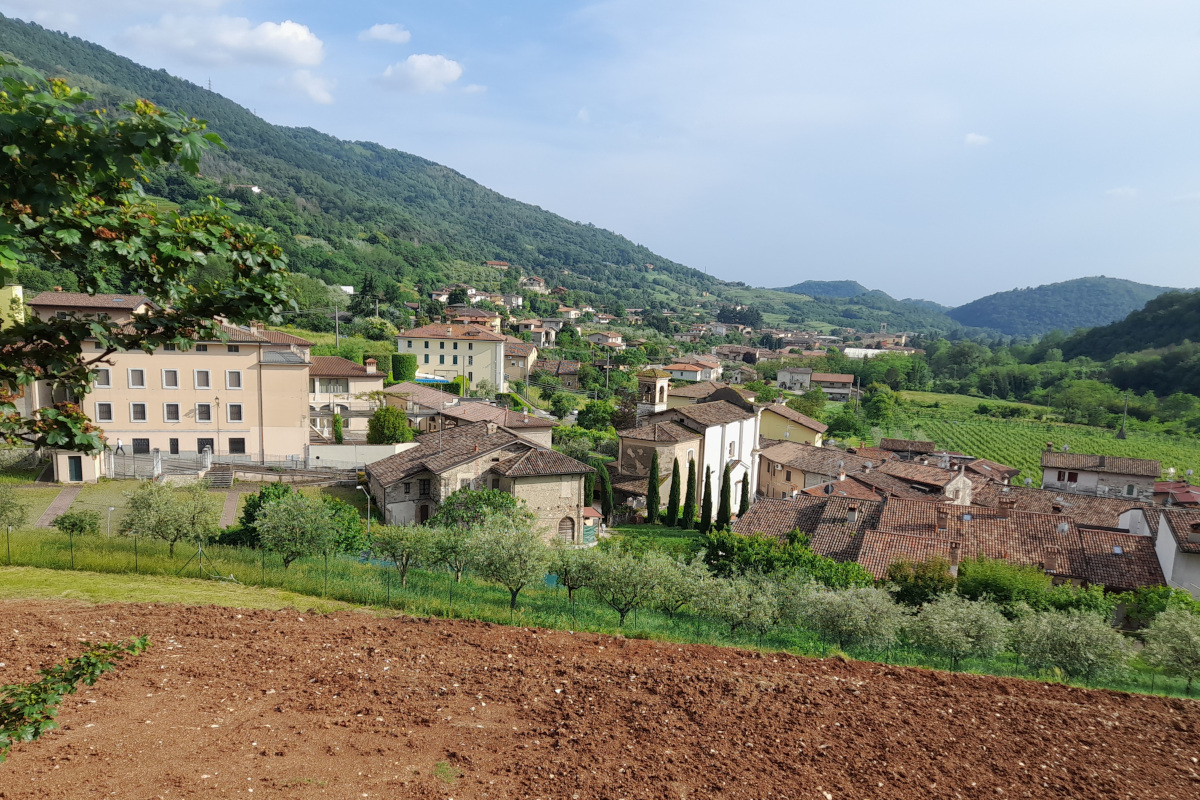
[107,449,365,480]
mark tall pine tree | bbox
[698,466,713,534]
[715,463,733,531]
[739,474,751,517]
[664,457,681,527]
[680,457,697,529]
[646,449,661,524]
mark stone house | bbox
[533,359,581,391]
[611,421,703,510]
[775,367,813,392]
[1040,450,1161,502]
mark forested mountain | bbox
[776,280,869,298]
[947,277,1176,337]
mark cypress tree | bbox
[715,463,733,531]
[739,473,751,517]
[698,466,713,534]
[664,457,681,527]
[680,457,697,529]
[646,449,661,524]
[598,462,614,522]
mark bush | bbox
[322,496,368,554]
[702,529,874,588]
[800,587,906,651]
[366,406,413,444]
[956,556,1052,613]
[694,572,779,636]
[353,316,399,341]
[1121,585,1200,628]
[1011,610,1131,680]
[51,510,100,537]
[1141,606,1200,691]
[233,482,293,548]
[906,594,1010,669]
[392,353,418,382]
[885,557,956,606]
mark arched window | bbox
[657,385,665,402]
[558,516,576,541]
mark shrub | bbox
[331,412,344,444]
[906,594,1010,669]
[695,573,779,636]
[885,557,956,606]
[470,512,549,610]
[255,493,338,569]
[1141,606,1200,691]
[234,482,293,548]
[392,353,418,382]
[1011,610,1131,680]
[366,406,413,444]
[430,488,526,529]
[800,587,906,651]
[1121,585,1200,628]
[52,510,100,537]
[956,556,1052,613]
[322,496,367,554]
[702,529,874,588]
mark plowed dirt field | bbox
[2,600,1198,799]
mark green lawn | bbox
[609,522,705,559]
[10,487,66,526]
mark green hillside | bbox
[776,280,869,298]
[947,277,1176,337]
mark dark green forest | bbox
[776,280,870,298]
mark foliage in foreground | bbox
[0,636,150,762]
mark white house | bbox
[1154,509,1200,598]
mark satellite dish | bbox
[1188,469,1195,478]
[823,483,834,495]
[1056,521,1070,535]
[1061,444,1069,452]
[1024,478,1033,486]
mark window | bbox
[468,343,474,351]
[132,438,150,454]
[786,470,792,482]
[687,449,695,462]
[492,478,500,490]
[453,342,459,350]
[468,355,474,366]
[424,341,429,349]
[169,438,179,455]
[440,342,445,350]
[164,403,181,422]
[128,368,146,388]
[195,344,208,352]
[197,437,214,454]
[195,370,211,390]
[94,368,111,388]
[403,482,411,495]
[163,343,177,351]
[228,438,246,455]
[130,402,147,422]
[96,402,113,422]
[93,341,103,350]
[227,345,240,353]
[418,479,431,496]
[162,369,178,389]
[1126,484,1136,496]
[439,355,445,365]
[728,441,736,457]
[226,370,242,390]
[468,372,473,382]
[196,403,212,423]
[1069,471,1078,483]
[453,355,458,365]
[227,403,244,423]
[460,478,471,490]
[407,340,413,349]
[423,354,429,364]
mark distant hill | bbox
[777,280,869,298]
[948,277,1176,337]
[1062,290,1200,362]
[899,298,950,313]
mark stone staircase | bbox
[205,464,234,489]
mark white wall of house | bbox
[1155,514,1200,598]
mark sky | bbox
[6,0,1200,305]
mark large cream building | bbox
[397,323,506,391]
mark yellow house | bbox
[759,403,827,446]
[0,284,24,328]
[397,323,506,391]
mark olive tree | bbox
[1011,609,1131,681]
[371,524,434,588]
[471,513,549,611]
[695,573,780,636]
[548,539,597,605]
[429,525,477,583]
[653,554,710,619]
[0,484,29,531]
[589,546,669,627]
[120,480,221,556]
[1141,607,1200,692]
[906,594,1010,670]
[255,492,338,569]
[801,587,906,651]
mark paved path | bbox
[35,486,81,528]
[220,490,243,528]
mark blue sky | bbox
[6,0,1200,305]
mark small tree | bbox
[548,539,597,605]
[885,557,956,606]
[653,554,710,618]
[323,496,368,554]
[120,481,192,556]
[472,379,497,400]
[549,392,575,420]
[1141,607,1200,692]
[664,457,680,528]
[367,406,414,444]
[371,524,434,588]
[52,510,100,537]
[255,493,338,569]
[429,525,477,582]
[597,461,615,522]
[392,353,418,382]
[738,474,750,517]
[1011,610,1131,680]
[431,488,526,529]
[695,573,780,636]
[0,485,29,531]
[236,482,293,547]
[906,594,1010,670]
[170,480,223,545]
[714,463,733,531]
[698,466,713,533]
[645,449,661,524]
[680,458,697,530]
[471,513,549,611]
[331,412,345,444]
[787,387,826,418]
[577,400,615,431]
[801,587,906,651]
[589,546,667,626]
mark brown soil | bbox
[2,601,1199,799]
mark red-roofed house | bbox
[397,323,507,392]
[308,356,386,441]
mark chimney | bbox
[1046,441,1054,451]
[1044,546,1060,573]
[248,320,261,335]
[365,358,377,375]
[486,421,498,435]
[863,462,872,474]
[53,286,63,292]
[837,470,846,482]
[935,507,949,532]
[1052,502,1064,514]
[948,541,961,576]
[847,505,858,525]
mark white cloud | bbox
[287,69,334,104]
[359,23,411,44]
[577,107,591,123]
[123,15,324,67]
[1105,186,1138,198]
[964,132,991,147]
[380,54,464,92]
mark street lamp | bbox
[358,485,372,537]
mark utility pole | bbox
[1117,393,1129,440]
[334,297,340,347]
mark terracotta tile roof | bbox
[856,530,963,579]
[366,422,523,485]
[759,442,871,477]
[441,403,556,429]
[258,329,314,346]
[490,449,594,477]
[618,422,702,443]
[733,496,884,561]
[971,484,1151,529]
[811,372,853,383]
[534,359,580,376]
[1160,509,1200,555]
[761,404,828,433]
[1040,451,1161,477]
[504,341,536,358]
[733,497,830,541]
[802,480,881,501]
[1077,529,1164,590]
[879,460,958,489]
[847,446,897,462]
[965,458,1020,480]
[28,291,153,310]
[309,356,383,379]
[879,437,937,454]
[401,323,506,342]
[637,368,672,378]
[610,472,654,496]
[850,470,938,500]
[451,306,500,318]
[383,381,461,410]
[667,400,755,428]
[664,363,704,373]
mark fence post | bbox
[152,448,162,479]
[202,446,213,471]
[69,530,74,570]
[6,525,10,566]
